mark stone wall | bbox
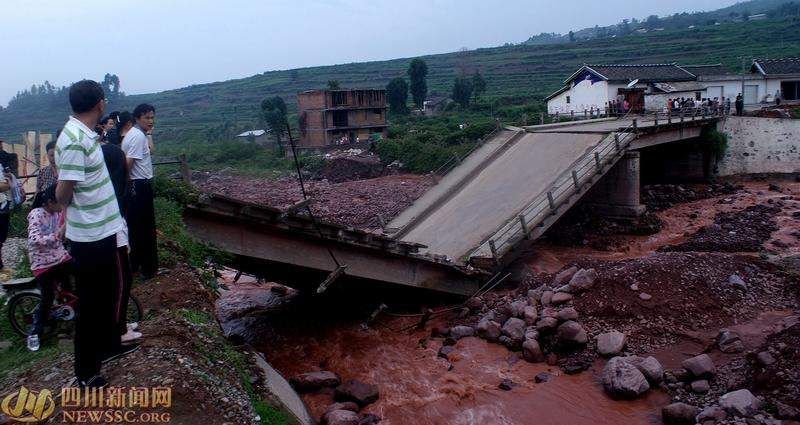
[717,116,800,176]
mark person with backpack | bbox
[26,184,73,351]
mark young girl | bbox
[27,184,72,351]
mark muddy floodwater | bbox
[233,179,800,424]
[260,313,669,424]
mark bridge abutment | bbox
[585,151,646,218]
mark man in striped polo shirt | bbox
[55,80,136,388]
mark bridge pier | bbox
[585,151,646,218]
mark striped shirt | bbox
[55,116,123,242]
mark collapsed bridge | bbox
[185,113,723,295]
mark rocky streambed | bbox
[213,177,800,425]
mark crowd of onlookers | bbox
[0,79,159,389]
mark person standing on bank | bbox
[122,104,158,279]
[55,80,137,388]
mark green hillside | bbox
[1,16,799,143]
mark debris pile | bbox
[662,203,781,252]
[193,172,434,230]
[288,371,382,425]
[317,150,386,183]
[642,183,741,211]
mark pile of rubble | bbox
[642,183,741,212]
[317,150,386,183]
[662,203,781,252]
[289,371,381,425]
[192,172,434,230]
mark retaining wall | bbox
[717,117,800,176]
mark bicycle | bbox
[2,277,142,337]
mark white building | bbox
[750,58,800,103]
[545,63,697,115]
[546,59,800,114]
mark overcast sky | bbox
[1,0,739,106]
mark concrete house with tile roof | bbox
[546,59,800,114]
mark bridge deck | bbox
[390,131,605,260]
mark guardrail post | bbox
[614,134,620,151]
[555,111,559,121]
[572,170,580,190]
[680,111,684,123]
[547,191,555,211]
[540,112,544,125]
[632,119,638,133]
[584,109,588,119]
[179,154,190,183]
[570,110,574,120]
[667,113,672,124]
[518,215,530,239]
[594,151,601,172]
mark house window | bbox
[332,91,347,106]
[332,110,348,127]
[566,96,571,104]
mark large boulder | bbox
[522,339,545,363]
[215,283,298,343]
[696,406,727,423]
[290,371,341,393]
[523,306,538,325]
[553,266,578,287]
[335,380,380,407]
[541,290,554,306]
[566,268,598,293]
[501,318,526,344]
[596,331,627,357]
[601,357,650,399]
[509,300,527,318]
[324,409,360,425]
[681,354,714,378]
[476,319,502,342]
[718,329,744,353]
[556,307,579,322]
[450,325,475,340]
[551,292,573,305]
[557,321,588,346]
[621,356,664,384]
[719,389,761,417]
[536,316,559,332]
[662,402,700,425]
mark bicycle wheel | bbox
[8,292,42,337]
[126,295,143,324]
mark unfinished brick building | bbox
[297,89,388,148]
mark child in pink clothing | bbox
[27,184,72,351]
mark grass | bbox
[181,308,290,425]
[152,176,230,268]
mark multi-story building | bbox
[297,89,388,148]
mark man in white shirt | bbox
[56,80,137,388]
[121,104,158,279]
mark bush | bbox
[701,127,729,161]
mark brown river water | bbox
[236,179,799,424]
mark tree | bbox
[260,96,287,150]
[645,15,659,28]
[471,70,486,102]
[407,58,428,109]
[568,31,576,42]
[101,73,121,98]
[385,77,409,115]
[451,76,473,108]
[327,80,341,90]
